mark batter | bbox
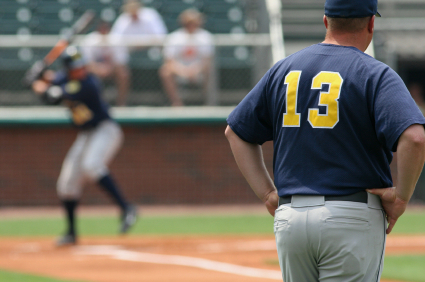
[32,47,137,246]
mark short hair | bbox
[179,9,203,27]
[326,16,371,33]
[123,0,142,14]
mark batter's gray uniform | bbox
[36,47,137,246]
[57,120,123,199]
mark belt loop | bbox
[367,192,382,209]
[291,195,325,207]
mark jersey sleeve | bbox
[163,32,179,59]
[227,70,273,145]
[110,14,128,35]
[199,32,214,58]
[373,68,425,151]
[148,9,168,34]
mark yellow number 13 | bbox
[283,71,343,129]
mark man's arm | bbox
[368,124,425,234]
[225,126,279,216]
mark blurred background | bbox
[0,0,424,206]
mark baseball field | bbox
[0,205,424,282]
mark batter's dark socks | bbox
[62,200,78,236]
[99,174,128,211]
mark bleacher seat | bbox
[0,0,246,36]
[0,49,32,70]
[0,0,252,103]
[32,18,71,35]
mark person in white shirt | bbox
[110,0,167,106]
[160,9,214,107]
[81,21,115,80]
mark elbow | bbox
[401,124,425,151]
[413,135,425,157]
[409,127,425,147]
[413,134,425,149]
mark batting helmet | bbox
[62,46,86,70]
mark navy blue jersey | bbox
[52,72,111,129]
[227,43,425,197]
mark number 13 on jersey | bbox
[283,71,343,129]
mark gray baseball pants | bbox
[57,120,123,200]
[274,193,386,282]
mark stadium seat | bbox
[142,0,163,11]
[0,49,31,70]
[32,19,71,35]
[0,20,25,35]
[204,18,244,33]
[0,0,254,105]
[159,2,203,17]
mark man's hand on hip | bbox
[367,187,408,234]
[264,190,279,216]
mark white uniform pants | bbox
[57,120,123,200]
[274,193,386,282]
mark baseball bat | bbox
[23,10,96,86]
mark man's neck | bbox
[322,32,370,52]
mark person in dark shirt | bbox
[225,0,425,281]
[32,46,137,246]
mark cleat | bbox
[56,234,76,247]
[120,205,137,234]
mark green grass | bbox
[263,255,425,282]
[0,269,86,282]
[265,255,425,282]
[0,210,423,237]
[382,255,425,282]
[0,210,424,282]
[390,211,425,234]
[0,215,275,237]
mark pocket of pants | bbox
[325,216,370,227]
[274,219,288,233]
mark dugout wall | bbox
[1,107,424,206]
[0,107,274,206]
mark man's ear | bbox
[323,15,328,29]
[368,15,375,34]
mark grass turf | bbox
[390,211,425,234]
[0,215,275,237]
[0,210,424,282]
[0,269,86,282]
[382,255,425,282]
[265,255,425,282]
[0,210,424,237]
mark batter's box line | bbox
[75,245,282,280]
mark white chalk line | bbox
[75,245,282,280]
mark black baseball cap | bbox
[325,0,381,18]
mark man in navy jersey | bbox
[32,46,137,246]
[225,0,425,281]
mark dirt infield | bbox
[0,235,423,282]
[0,205,423,281]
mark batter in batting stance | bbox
[226,0,425,281]
[32,47,137,246]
